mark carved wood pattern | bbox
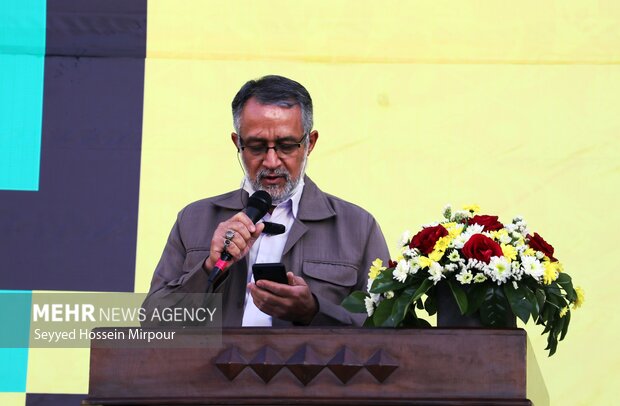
[214,344,399,386]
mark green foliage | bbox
[370,269,405,293]
[479,285,511,327]
[343,264,579,356]
[447,280,468,315]
[341,291,367,313]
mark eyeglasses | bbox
[239,134,307,158]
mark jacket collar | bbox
[211,176,335,221]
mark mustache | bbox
[256,168,290,180]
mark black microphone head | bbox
[244,190,272,223]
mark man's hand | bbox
[248,272,318,325]
[204,213,265,271]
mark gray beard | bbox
[244,156,307,205]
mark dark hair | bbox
[231,75,313,136]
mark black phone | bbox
[252,262,289,285]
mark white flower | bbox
[444,263,459,273]
[485,256,512,284]
[408,262,420,275]
[364,296,375,317]
[521,256,544,280]
[448,250,461,262]
[535,250,545,260]
[398,230,412,247]
[393,259,410,283]
[456,270,474,284]
[453,224,485,249]
[428,262,445,284]
[370,293,381,303]
[473,273,487,283]
[466,258,486,271]
[512,281,519,290]
[384,290,395,299]
[499,233,512,245]
[402,246,418,259]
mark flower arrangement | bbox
[343,204,584,356]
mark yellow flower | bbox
[463,204,481,213]
[491,229,509,242]
[559,306,569,318]
[418,256,433,269]
[573,286,585,309]
[523,247,536,257]
[446,224,464,238]
[501,244,517,261]
[434,236,451,252]
[368,258,386,279]
[442,222,457,230]
[543,261,560,285]
[429,249,445,262]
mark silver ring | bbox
[225,230,235,240]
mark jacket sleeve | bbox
[308,215,390,326]
[140,209,230,326]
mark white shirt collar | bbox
[241,177,305,218]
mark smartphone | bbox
[252,262,289,285]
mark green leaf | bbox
[560,310,571,341]
[545,283,563,297]
[412,278,433,303]
[479,285,511,327]
[535,289,546,318]
[424,291,437,316]
[373,297,396,327]
[370,269,406,294]
[447,280,468,315]
[465,282,488,316]
[363,316,375,327]
[503,283,532,324]
[341,291,368,313]
[389,287,416,326]
[546,333,558,356]
[556,273,576,302]
[523,285,539,321]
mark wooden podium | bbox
[84,327,530,405]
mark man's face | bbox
[232,97,318,204]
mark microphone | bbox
[206,191,272,289]
[262,221,286,235]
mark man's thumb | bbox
[287,272,306,286]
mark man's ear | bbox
[231,133,240,152]
[306,130,319,155]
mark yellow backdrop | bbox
[133,2,619,405]
[26,1,618,405]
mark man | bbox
[143,75,389,327]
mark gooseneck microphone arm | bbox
[205,190,272,291]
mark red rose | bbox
[527,232,557,261]
[468,215,504,232]
[409,225,449,255]
[388,260,398,268]
[462,234,503,263]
